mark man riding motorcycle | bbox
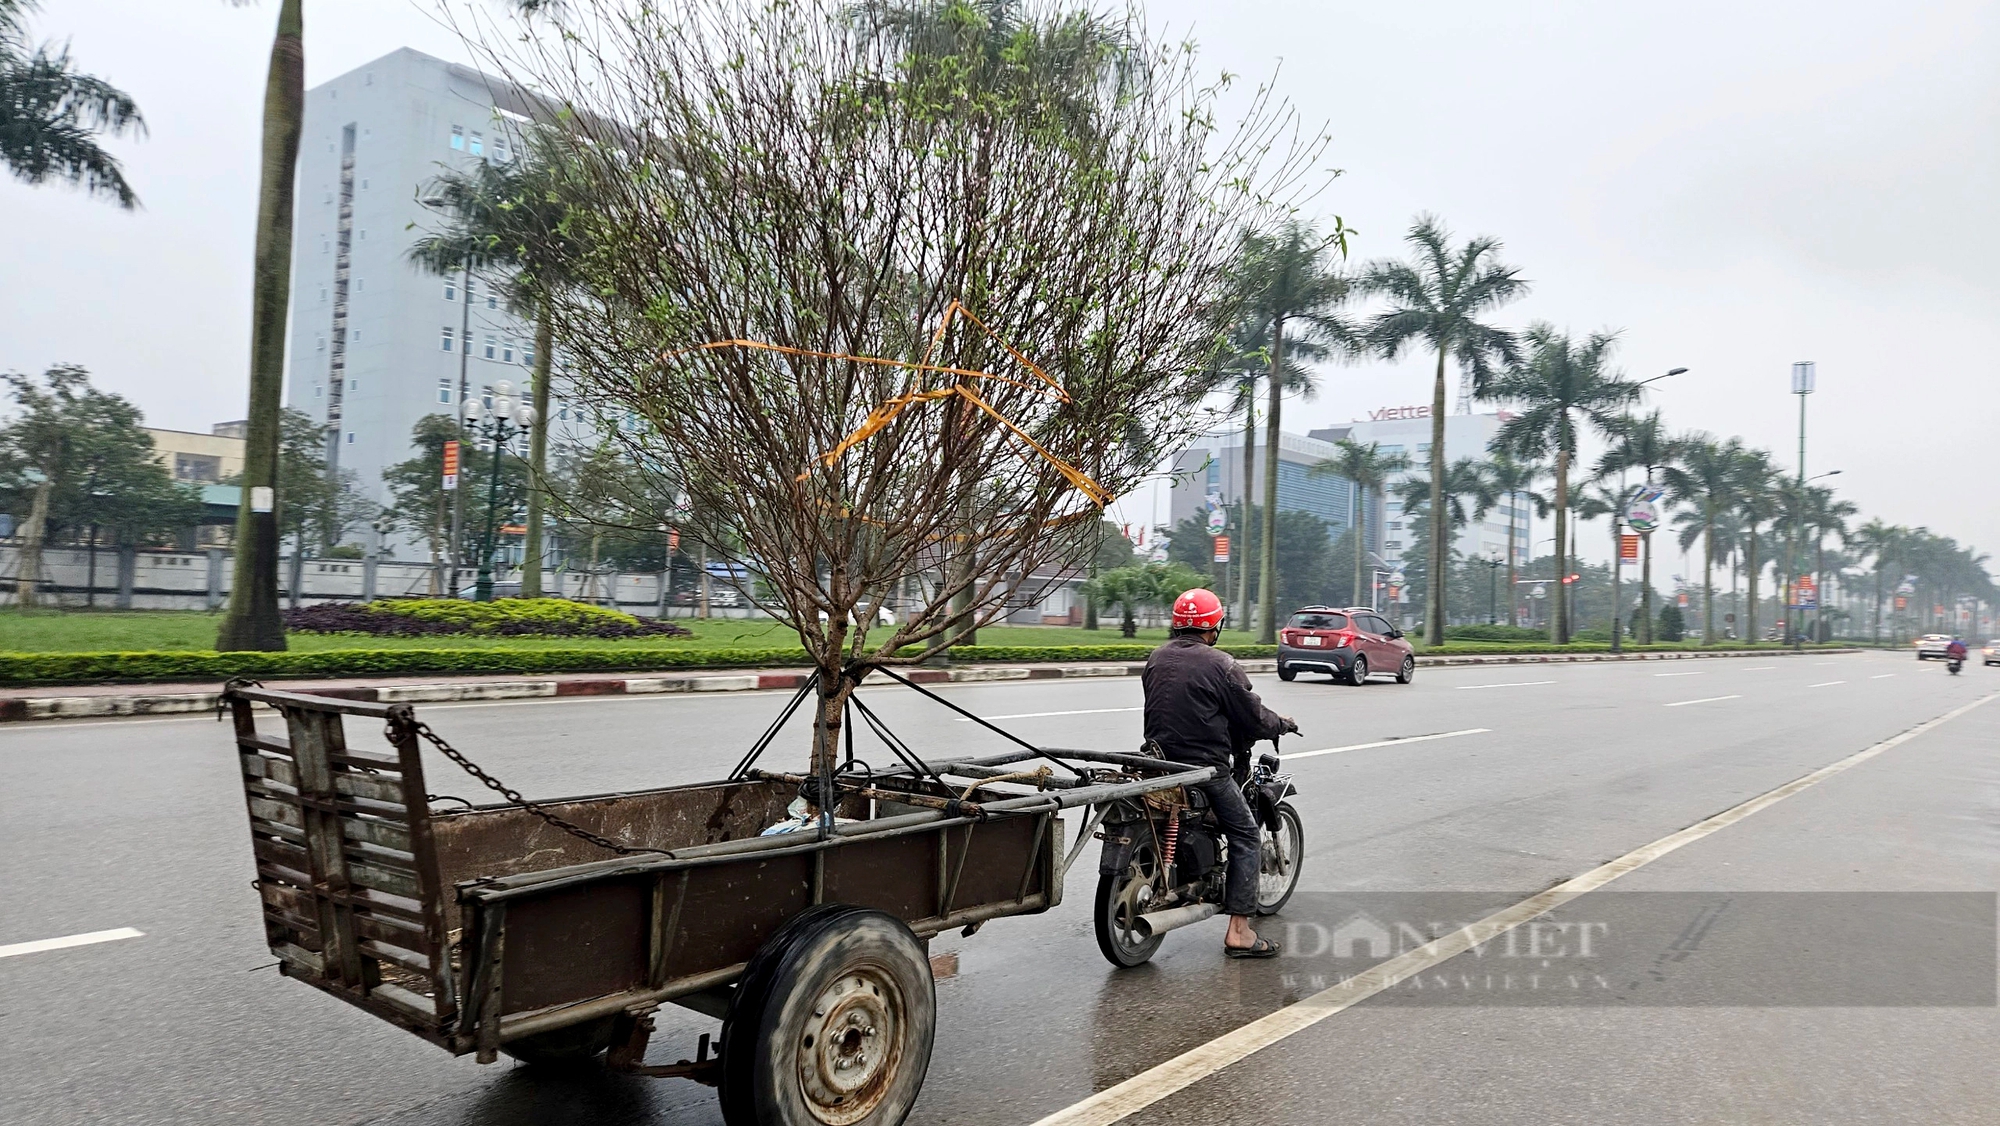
[1946,637,1969,671]
[1141,588,1297,958]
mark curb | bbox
[0,648,1860,724]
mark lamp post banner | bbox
[1623,486,1662,533]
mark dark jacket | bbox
[1142,636,1288,770]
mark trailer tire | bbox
[720,904,935,1126]
[501,1015,619,1068]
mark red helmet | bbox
[1171,587,1225,630]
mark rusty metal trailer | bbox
[222,680,1211,1125]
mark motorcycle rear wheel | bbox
[1254,802,1305,916]
[1094,841,1166,968]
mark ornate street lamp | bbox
[460,379,535,602]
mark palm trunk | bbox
[1745,524,1760,642]
[1238,389,1256,628]
[519,301,554,598]
[217,0,302,652]
[1551,447,1569,643]
[1702,506,1716,644]
[1425,345,1449,645]
[1505,492,1517,627]
[15,477,52,608]
[1871,565,1883,643]
[1257,317,1284,645]
[1352,481,1366,608]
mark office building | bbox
[1167,428,1361,545]
[285,49,546,554]
[1309,408,1530,570]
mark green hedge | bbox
[0,639,1847,686]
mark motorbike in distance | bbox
[1092,741,1304,967]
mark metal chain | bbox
[390,714,668,856]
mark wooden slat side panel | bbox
[335,773,406,805]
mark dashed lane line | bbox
[1453,681,1554,691]
[1027,690,2000,1126]
[1810,680,1847,688]
[952,707,1141,722]
[1664,694,1743,707]
[0,927,144,960]
[1285,728,1490,761]
[1654,671,1705,677]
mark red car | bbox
[1276,605,1417,685]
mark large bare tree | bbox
[462,0,1321,769]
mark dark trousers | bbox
[1194,775,1262,917]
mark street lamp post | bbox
[1788,361,1815,649]
[460,379,535,603]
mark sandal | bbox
[1224,936,1282,959]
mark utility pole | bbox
[1789,361,1814,650]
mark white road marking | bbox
[1286,728,1490,760]
[1654,671,1705,677]
[1809,680,1846,688]
[952,707,1140,722]
[1030,690,2000,1126]
[1663,694,1743,707]
[1872,674,1896,679]
[1739,666,1777,671]
[0,927,144,960]
[1452,681,1553,691]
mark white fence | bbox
[0,544,771,618]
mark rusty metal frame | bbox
[222,683,1212,1064]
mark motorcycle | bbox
[1092,746,1304,967]
[1947,657,1964,675]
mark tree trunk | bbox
[1505,492,1517,627]
[1871,564,1882,643]
[1238,388,1256,629]
[217,0,302,652]
[15,477,52,608]
[1745,525,1760,643]
[520,302,554,598]
[1353,481,1366,610]
[1551,447,1569,643]
[1702,506,1716,644]
[1425,345,1449,645]
[1257,316,1284,645]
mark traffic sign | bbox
[1623,486,1663,533]
[1390,571,1406,585]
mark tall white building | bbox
[286,49,546,554]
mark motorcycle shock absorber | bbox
[1161,811,1181,875]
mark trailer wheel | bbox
[720,904,935,1126]
[501,1015,619,1068]
[1093,841,1166,968]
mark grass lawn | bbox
[0,609,1260,654]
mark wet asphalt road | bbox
[3,650,1996,1125]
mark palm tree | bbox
[1807,485,1856,641]
[1487,326,1640,643]
[1595,410,1680,642]
[216,0,304,651]
[1312,439,1410,611]
[0,0,146,207]
[1480,455,1545,629]
[1574,477,1633,632]
[1658,435,1745,644]
[1849,518,1900,642]
[1672,505,1742,636]
[1393,457,1498,623]
[1730,449,1778,642]
[1234,218,1355,642]
[410,155,579,598]
[1210,314,1328,627]
[1358,214,1526,645]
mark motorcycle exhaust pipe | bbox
[1132,902,1219,940]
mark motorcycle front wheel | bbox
[1094,840,1166,968]
[1254,802,1305,916]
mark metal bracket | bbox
[1061,803,1112,879]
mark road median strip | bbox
[0,647,1859,724]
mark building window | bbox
[316,335,325,351]
[355,278,363,291]
[346,432,355,444]
[324,190,333,204]
[443,280,457,301]
[440,327,454,351]
[358,229,366,241]
[469,131,483,156]
[451,125,464,150]
[321,237,329,253]
[557,403,570,421]
[437,378,452,404]
[347,378,358,391]
[313,384,322,398]
[485,291,498,310]
[360,178,369,190]
[522,341,535,367]
[481,386,494,410]
[1387,521,1401,531]
[483,335,497,359]
[501,337,514,363]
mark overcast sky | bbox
[4,0,1996,568]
